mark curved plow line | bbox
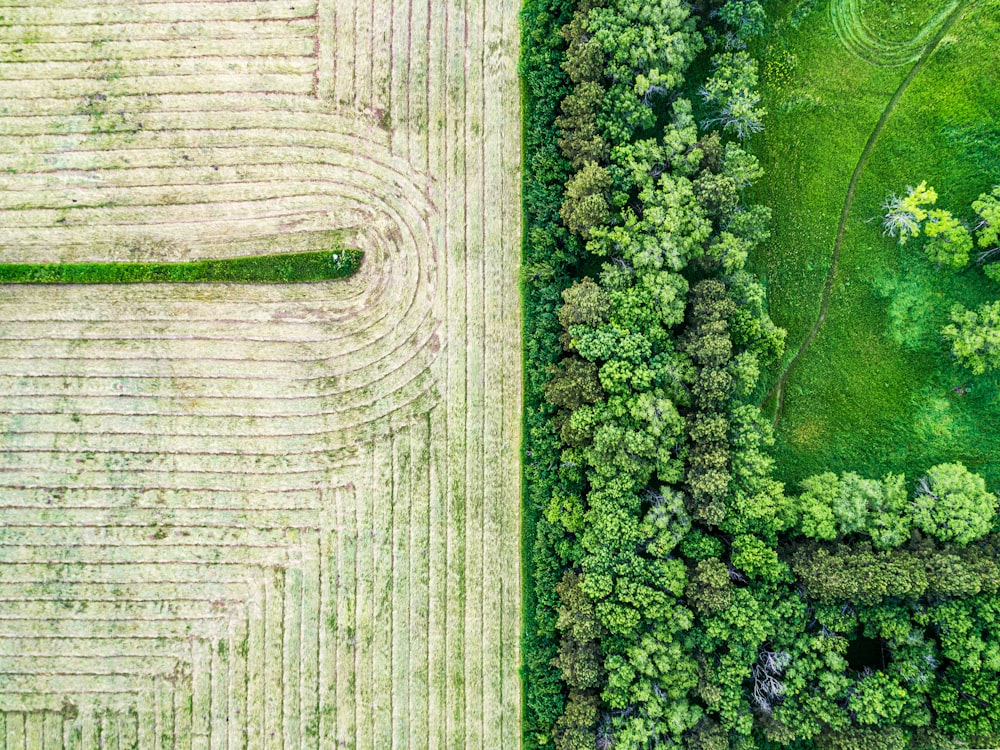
[762,0,969,425]
[830,0,960,66]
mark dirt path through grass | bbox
[762,0,970,426]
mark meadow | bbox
[750,0,1000,487]
[0,0,523,746]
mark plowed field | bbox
[0,0,522,746]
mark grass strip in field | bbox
[0,249,362,284]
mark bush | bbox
[0,249,363,284]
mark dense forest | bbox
[520,1,1000,748]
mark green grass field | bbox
[749,0,1000,488]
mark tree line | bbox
[521,1,1000,748]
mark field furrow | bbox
[0,0,520,744]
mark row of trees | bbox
[788,463,996,547]
[523,1,1000,748]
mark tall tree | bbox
[923,209,973,268]
[942,301,1000,375]
[913,463,996,545]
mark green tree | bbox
[717,0,767,48]
[973,185,1000,262]
[866,473,911,550]
[883,181,937,243]
[923,209,972,268]
[558,277,611,330]
[553,692,599,750]
[731,534,784,580]
[641,487,691,558]
[561,161,613,238]
[913,462,996,545]
[693,170,739,220]
[561,7,605,85]
[545,357,605,411]
[788,542,927,605]
[688,558,733,616]
[588,0,704,145]
[815,725,910,750]
[727,269,786,361]
[942,301,1000,375]
[721,141,764,189]
[700,51,765,139]
[699,51,757,111]
[588,0,702,98]
[587,173,712,271]
[556,81,609,168]
[795,472,839,540]
[790,471,910,547]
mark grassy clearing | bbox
[0,249,362,284]
[0,0,523,746]
[750,0,1000,488]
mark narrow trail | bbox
[760,0,969,427]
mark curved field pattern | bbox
[830,0,959,66]
[0,0,522,747]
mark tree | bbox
[815,725,910,750]
[693,170,739,220]
[717,0,767,48]
[699,51,757,110]
[727,269,786,361]
[545,357,605,411]
[794,472,839,540]
[973,186,1000,263]
[913,462,996,545]
[561,9,605,85]
[700,51,765,139]
[788,541,927,605]
[731,534,783,580]
[641,487,691,558]
[721,141,764,189]
[883,182,937,243]
[555,570,604,686]
[553,569,606,750]
[586,173,712,271]
[790,471,911,548]
[588,0,703,97]
[942,301,1000,375]
[923,209,972,268]
[687,558,733,615]
[587,0,704,144]
[561,161,613,238]
[556,81,609,168]
[558,277,611,330]
[553,692,599,750]
[866,473,911,550]
[710,88,765,140]
[750,648,792,714]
